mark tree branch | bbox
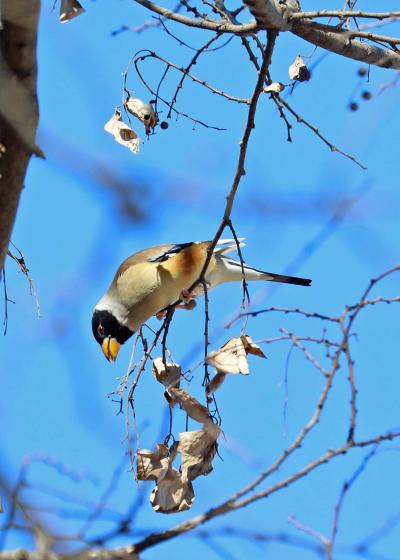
[291,11,400,21]
[0,0,41,271]
[132,0,258,33]
[292,21,400,69]
[133,0,400,69]
[242,0,298,30]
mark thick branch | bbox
[0,1,41,270]
[291,11,400,21]
[292,20,400,69]
[243,0,299,30]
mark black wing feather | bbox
[148,242,194,263]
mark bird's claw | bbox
[176,299,197,311]
[179,288,193,305]
[156,309,167,320]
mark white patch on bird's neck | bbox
[95,294,130,326]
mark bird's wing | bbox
[112,242,210,324]
[115,240,245,276]
[146,239,245,262]
[147,242,196,263]
[113,239,247,301]
[114,244,178,278]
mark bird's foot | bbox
[175,299,197,311]
[156,309,167,320]
[179,288,193,305]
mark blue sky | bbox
[1,1,400,558]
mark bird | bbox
[92,239,311,362]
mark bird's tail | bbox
[259,270,312,286]
[217,257,312,286]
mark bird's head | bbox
[92,309,134,362]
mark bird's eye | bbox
[97,325,105,337]
[143,114,150,121]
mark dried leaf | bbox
[126,97,158,135]
[206,371,226,395]
[150,469,195,513]
[167,388,210,424]
[152,358,181,389]
[59,0,85,23]
[136,443,169,481]
[207,336,266,375]
[288,54,311,82]
[137,442,194,514]
[207,337,249,375]
[178,423,220,482]
[104,111,140,154]
[0,497,3,514]
[264,82,285,94]
[241,335,267,359]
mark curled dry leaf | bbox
[137,443,194,514]
[241,335,266,358]
[126,97,159,135]
[288,54,311,82]
[59,0,85,23]
[206,371,226,395]
[178,422,221,482]
[207,337,249,375]
[167,388,210,424]
[150,470,195,514]
[264,82,285,94]
[136,418,219,512]
[152,358,181,390]
[207,335,266,375]
[136,443,170,481]
[104,111,140,154]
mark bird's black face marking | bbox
[92,310,133,346]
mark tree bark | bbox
[0,0,41,272]
[242,0,299,29]
[292,20,400,69]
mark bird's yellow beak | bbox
[102,337,120,362]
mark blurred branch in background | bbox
[38,128,151,223]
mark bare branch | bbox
[132,0,257,33]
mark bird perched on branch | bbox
[92,239,311,361]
